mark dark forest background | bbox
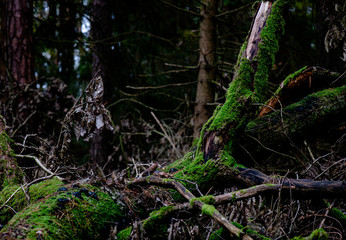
[0,0,344,178]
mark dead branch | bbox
[259,66,345,117]
[14,154,63,180]
[227,167,346,199]
[126,81,197,90]
[158,0,201,17]
[130,175,253,240]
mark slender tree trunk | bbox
[90,0,113,169]
[193,0,218,139]
[0,0,34,89]
[58,0,76,83]
[0,0,34,129]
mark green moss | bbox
[209,228,228,240]
[209,58,255,131]
[0,178,64,224]
[167,151,220,187]
[116,227,132,240]
[254,0,290,102]
[285,86,346,117]
[330,207,346,227]
[0,131,13,154]
[1,182,124,239]
[142,206,175,239]
[201,204,218,216]
[274,66,308,95]
[231,222,271,240]
[291,228,328,240]
[0,131,22,188]
[190,195,216,206]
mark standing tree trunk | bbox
[0,0,34,89]
[0,0,34,131]
[193,0,218,139]
[90,0,113,170]
[58,0,77,83]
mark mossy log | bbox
[238,85,346,165]
[0,116,126,239]
[259,66,345,117]
[0,178,125,239]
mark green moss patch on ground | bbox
[0,180,124,240]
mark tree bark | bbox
[0,0,34,89]
[193,0,218,139]
[0,0,35,133]
[90,0,114,169]
[57,0,77,83]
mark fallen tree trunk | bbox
[259,66,345,117]
[237,85,346,168]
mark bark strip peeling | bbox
[246,1,273,60]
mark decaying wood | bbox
[246,1,273,60]
[200,0,278,160]
[243,85,346,157]
[228,167,346,199]
[259,66,345,117]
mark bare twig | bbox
[314,158,346,180]
[126,81,197,90]
[158,0,201,17]
[11,111,36,137]
[246,134,296,159]
[21,185,30,206]
[14,154,63,180]
[164,63,199,69]
[138,68,192,77]
[151,111,181,158]
[213,184,281,205]
[215,2,254,18]
[319,200,335,229]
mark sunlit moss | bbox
[190,195,215,206]
[201,204,218,216]
[116,227,132,240]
